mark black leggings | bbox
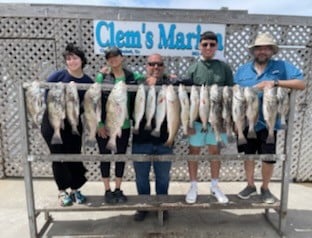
[96,128,130,178]
[41,112,87,190]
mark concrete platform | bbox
[1,179,312,238]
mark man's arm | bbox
[255,79,306,90]
[276,79,306,90]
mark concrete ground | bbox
[1,178,312,238]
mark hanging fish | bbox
[47,82,65,144]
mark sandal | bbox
[58,191,73,207]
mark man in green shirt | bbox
[185,31,234,204]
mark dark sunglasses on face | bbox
[201,42,217,48]
[148,62,164,67]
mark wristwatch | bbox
[273,79,279,87]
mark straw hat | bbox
[248,32,279,54]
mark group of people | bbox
[40,31,305,221]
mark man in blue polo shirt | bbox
[234,32,305,204]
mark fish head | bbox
[89,82,102,100]
[277,87,290,98]
[244,86,258,99]
[231,85,245,104]
[264,86,277,97]
[166,84,176,101]
[113,80,127,93]
[178,84,184,93]
[222,85,232,99]
[209,84,221,101]
[65,81,78,97]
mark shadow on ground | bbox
[43,209,312,238]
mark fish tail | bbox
[72,126,80,136]
[51,131,63,145]
[164,139,173,148]
[266,134,275,144]
[132,128,139,134]
[280,117,287,129]
[247,129,257,139]
[106,138,117,153]
[280,124,287,130]
[237,136,247,146]
[151,129,160,137]
[144,124,152,131]
[217,141,226,149]
[227,134,236,143]
[84,136,97,147]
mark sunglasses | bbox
[148,62,164,67]
[201,42,217,48]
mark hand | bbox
[169,74,177,80]
[100,66,111,75]
[254,80,275,90]
[97,127,108,138]
[169,74,178,84]
[145,76,157,85]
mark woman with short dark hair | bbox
[41,43,93,206]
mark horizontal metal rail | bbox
[23,82,231,92]
[26,154,285,162]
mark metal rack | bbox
[18,82,295,238]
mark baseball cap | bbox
[105,47,123,59]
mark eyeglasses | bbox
[148,62,164,67]
[201,42,217,48]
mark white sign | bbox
[94,20,226,57]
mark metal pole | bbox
[278,90,297,235]
[18,82,38,238]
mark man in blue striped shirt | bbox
[234,32,305,204]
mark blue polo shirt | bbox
[234,59,303,131]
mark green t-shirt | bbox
[187,59,234,86]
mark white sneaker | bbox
[210,186,229,204]
[185,183,198,204]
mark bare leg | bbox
[262,162,274,189]
[244,160,256,187]
[103,177,111,191]
[115,177,122,190]
[208,145,220,179]
[188,146,201,181]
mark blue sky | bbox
[1,0,312,17]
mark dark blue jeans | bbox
[132,143,172,195]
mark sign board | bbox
[94,20,226,58]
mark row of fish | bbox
[25,81,290,151]
[26,81,130,153]
[25,81,102,146]
[232,84,290,146]
[133,84,181,147]
[133,84,290,148]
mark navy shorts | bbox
[237,128,276,164]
